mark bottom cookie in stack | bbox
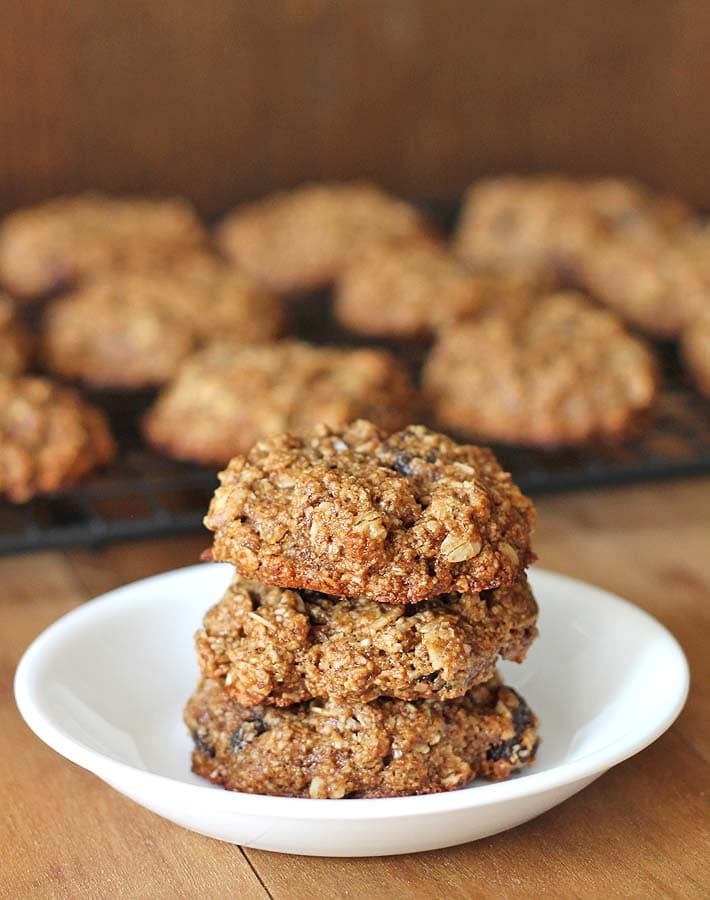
[185,674,539,799]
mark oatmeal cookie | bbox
[216,182,429,293]
[204,420,536,603]
[334,240,485,339]
[577,225,710,338]
[681,311,710,398]
[0,375,115,502]
[144,340,416,464]
[185,674,539,798]
[454,175,687,278]
[0,296,32,375]
[196,573,538,706]
[0,193,208,299]
[42,264,283,389]
[423,291,657,447]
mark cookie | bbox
[454,175,687,278]
[0,375,115,502]
[143,340,417,464]
[470,268,561,318]
[423,291,657,447]
[0,193,208,299]
[577,226,710,338]
[185,674,539,798]
[334,240,485,339]
[42,262,284,389]
[0,296,32,375]
[196,573,538,706]
[204,420,536,603]
[681,311,710,398]
[216,182,429,293]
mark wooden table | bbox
[2,478,709,899]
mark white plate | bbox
[15,564,688,857]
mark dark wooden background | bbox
[1,1,709,216]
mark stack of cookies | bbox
[184,420,540,799]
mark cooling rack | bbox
[2,200,709,554]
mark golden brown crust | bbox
[143,340,417,464]
[334,240,484,339]
[196,573,538,706]
[185,674,539,798]
[681,311,710,398]
[0,375,115,502]
[204,421,536,603]
[216,182,429,293]
[41,263,284,389]
[0,296,32,375]
[0,193,208,299]
[423,291,658,447]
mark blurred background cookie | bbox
[334,240,484,340]
[216,181,430,294]
[143,340,417,464]
[0,375,115,502]
[423,291,658,447]
[41,264,284,389]
[577,224,710,338]
[0,193,208,300]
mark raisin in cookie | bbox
[454,175,687,278]
[0,194,208,299]
[0,296,32,375]
[423,291,657,447]
[204,420,536,603]
[196,573,538,706]
[42,263,283,389]
[185,674,539,798]
[334,240,485,339]
[144,340,416,464]
[0,375,115,502]
[216,182,429,293]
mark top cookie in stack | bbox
[203,420,536,604]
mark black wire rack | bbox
[2,199,710,555]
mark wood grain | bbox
[0,552,268,900]
[2,2,710,217]
[1,479,707,897]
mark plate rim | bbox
[14,564,690,821]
